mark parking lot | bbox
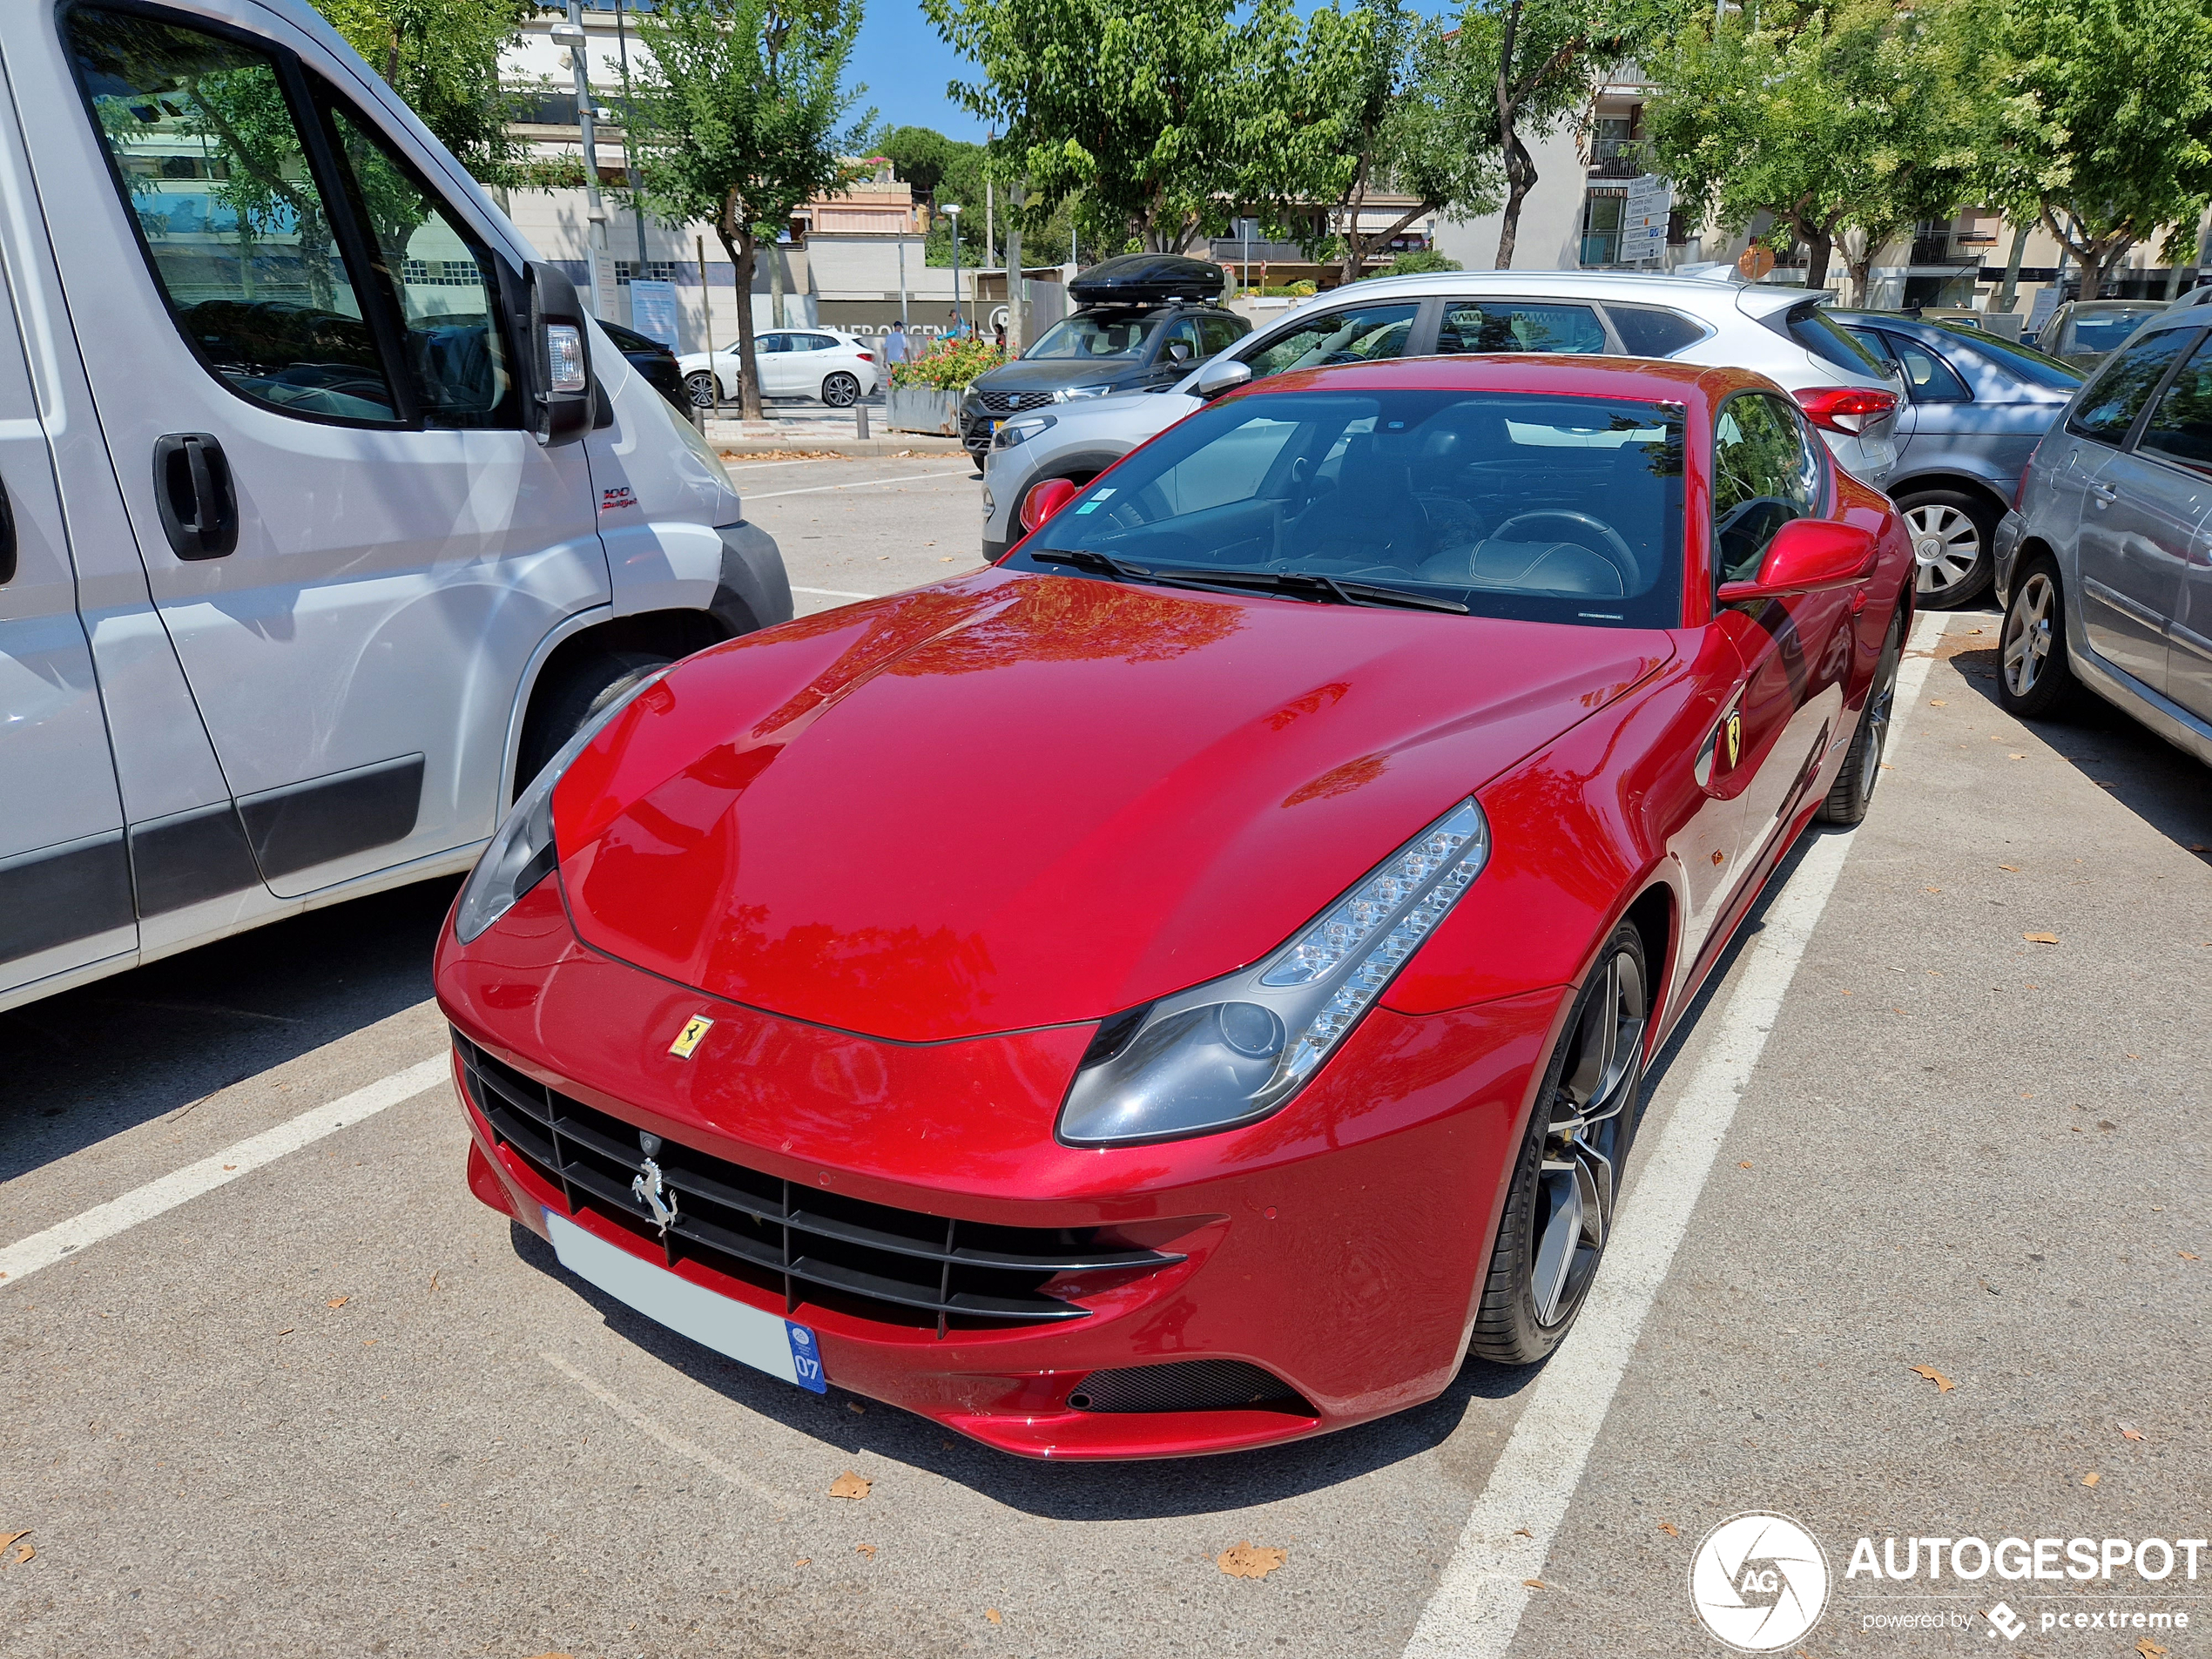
[3,457,2207,1659]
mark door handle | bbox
[152,433,238,560]
[2088,481,2118,506]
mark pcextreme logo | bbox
[1689,1512,1831,1651]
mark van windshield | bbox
[1024,314,1160,361]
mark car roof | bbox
[2119,307,2212,341]
[1287,266,1808,316]
[1225,351,1764,414]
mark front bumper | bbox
[436,879,1563,1459]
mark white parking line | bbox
[742,469,973,502]
[1402,610,1948,1659]
[542,1352,785,1502]
[0,1056,448,1287]
[791,585,878,600]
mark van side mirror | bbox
[1716,518,1877,604]
[521,261,593,447]
[1021,476,1081,534]
[1192,356,1251,400]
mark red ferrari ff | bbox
[436,355,1911,1460]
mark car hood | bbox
[551,571,1672,1042]
[971,358,1150,397]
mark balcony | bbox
[1909,233,1979,267]
[1588,138,1653,179]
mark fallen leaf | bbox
[2008,753,2026,759]
[0,1532,27,1556]
[1840,988,1855,996]
[854,1543,876,1559]
[1909,1365,1955,1393]
[2082,1473,2101,1487]
[1929,698,1946,706]
[1523,1578,1548,1588]
[222,1164,236,1171]
[326,1297,348,1309]
[1738,1160,1753,1169]
[276,1327,293,1336]
[2182,1252,2201,1261]
[847,1401,866,1415]
[1659,1521,1682,1537]
[1217,1541,1286,1580]
[2024,933,2059,945]
[10,1543,30,1565]
[428,1272,439,1293]
[793,1558,811,1567]
[1925,887,1942,894]
[2120,1424,2145,1442]
[2135,1636,2169,1658]
[827,1471,872,1501]
[985,1609,1002,1625]
[1999,863,2020,872]
[1514,1527,1533,1537]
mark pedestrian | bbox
[994,319,1007,354]
[882,320,911,370]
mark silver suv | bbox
[979,269,1905,560]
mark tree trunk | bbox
[1004,183,1024,354]
[717,215,763,422]
[1996,221,2029,314]
[1846,251,1875,307]
[1492,0,1529,270]
[768,238,786,330]
[1803,228,1833,293]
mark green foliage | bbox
[891,334,1008,389]
[312,0,530,181]
[1369,247,1463,278]
[622,0,869,417]
[1642,0,1973,295]
[1952,0,2212,297]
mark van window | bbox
[323,102,514,426]
[68,9,398,421]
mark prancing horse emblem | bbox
[632,1157,679,1237]
[1723,709,1743,770]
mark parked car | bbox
[597,317,688,411]
[957,254,1249,462]
[2030,299,2168,366]
[0,1,792,1015]
[1832,313,2082,607]
[1994,307,2212,766]
[2167,284,2212,311]
[678,328,878,408]
[978,269,1905,562]
[438,353,1912,1457]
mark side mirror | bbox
[520,261,593,447]
[1716,518,1877,604]
[1192,356,1252,400]
[1021,476,1081,534]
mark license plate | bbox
[546,1211,826,1393]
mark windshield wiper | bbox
[1028,548,1151,582]
[1150,568,1468,614]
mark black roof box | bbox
[1068,253,1226,307]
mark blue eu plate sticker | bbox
[785,1321,827,1393]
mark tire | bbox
[516,650,675,795]
[1996,555,2077,719]
[1817,606,1905,826]
[821,371,860,408]
[1469,921,1649,1365]
[1898,488,1997,610]
[685,371,718,409]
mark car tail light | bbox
[856,351,874,362]
[1793,385,1898,435]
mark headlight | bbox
[1055,383,1116,401]
[1056,799,1490,1146]
[993,413,1057,449]
[453,671,668,942]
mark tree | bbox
[1457,0,1684,269]
[1958,0,2212,300]
[623,0,869,420]
[1643,0,1970,296]
[313,0,531,181]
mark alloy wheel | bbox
[2003,572,2055,698]
[822,373,860,408]
[685,371,718,409]
[1530,947,1647,1325]
[1905,502,1982,602]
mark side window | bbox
[754,333,789,354]
[1157,317,1202,367]
[1200,315,1244,358]
[68,9,398,421]
[323,100,513,427]
[2139,332,2212,471]
[1712,394,1813,583]
[796,334,838,351]
[1241,302,1420,380]
[1605,306,1707,358]
[2068,327,2195,443]
[1886,335,1971,403]
[1435,301,1607,355]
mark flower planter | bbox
[886,385,961,436]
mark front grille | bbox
[1068,1359,1312,1415]
[976,388,1055,415]
[455,1034,1180,1334]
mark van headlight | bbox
[1056,799,1490,1146]
[453,671,668,942]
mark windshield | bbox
[1024,313,1161,361]
[1014,389,1687,630]
[1938,328,2083,389]
[2064,308,2163,353]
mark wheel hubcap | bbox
[1531,948,1647,1325]
[2003,573,2054,696]
[1905,504,1982,597]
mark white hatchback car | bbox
[980,269,1905,559]
[679,328,880,409]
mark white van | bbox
[0,1,791,1013]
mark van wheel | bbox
[517,650,674,796]
[821,372,860,408]
[685,371,719,409]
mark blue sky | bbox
[848,2,989,142]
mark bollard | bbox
[855,400,870,441]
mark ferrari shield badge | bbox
[669,1015,712,1059]
[1723,710,1743,770]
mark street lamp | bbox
[944,203,963,335]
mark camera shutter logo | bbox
[1689,1512,1831,1651]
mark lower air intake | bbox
[1066,1359,1312,1415]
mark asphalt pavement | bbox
[1,462,2205,1659]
